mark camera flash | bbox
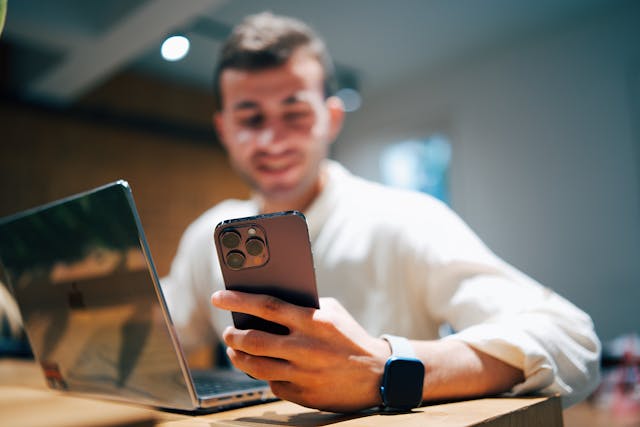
[248,227,257,236]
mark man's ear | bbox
[212,112,228,149]
[325,96,345,144]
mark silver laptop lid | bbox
[0,181,199,410]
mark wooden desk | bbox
[0,359,563,427]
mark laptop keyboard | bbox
[191,369,268,397]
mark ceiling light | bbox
[161,35,190,62]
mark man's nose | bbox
[256,120,288,147]
[255,128,274,147]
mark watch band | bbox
[381,334,416,358]
[379,334,424,411]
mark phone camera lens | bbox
[226,251,245,269]
[221,230,241,249]
[245,238,264,256]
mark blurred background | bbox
[0,0,639,423]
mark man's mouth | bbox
[258,159,293,172]
[255,151,299,174]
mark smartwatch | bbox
[379,334,425,411]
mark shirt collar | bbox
[303,159,349,242]
[248,159,350,242]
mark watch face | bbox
[382,357,425,410]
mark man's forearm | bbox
[412,339,524,401]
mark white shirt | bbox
[161,160,600,407]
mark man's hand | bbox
[211,290,390,412]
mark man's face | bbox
[214,50,343,205]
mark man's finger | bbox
[269,380,306,404]
[223,326,291,359]
[211,290,313,329]
[226,347,293,381]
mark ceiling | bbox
[0,0,627,106]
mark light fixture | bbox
[161,35,190,62]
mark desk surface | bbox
[0,359,562,427]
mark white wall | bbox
[334,3,640,341]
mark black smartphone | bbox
[214,211,319,335]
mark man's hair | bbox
[212,12,336,112]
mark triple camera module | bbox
[219,225,269,270]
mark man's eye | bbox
[239,115,264,128]
[284,111,311,122]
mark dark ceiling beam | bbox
[25,0,226,105]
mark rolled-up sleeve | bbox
[442,274,601,407]
[416,201,601,407]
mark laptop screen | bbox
[0,181,197,409]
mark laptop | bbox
[0,180,275,411]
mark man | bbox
[161,12,600,413]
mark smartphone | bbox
[214,211,319,335]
